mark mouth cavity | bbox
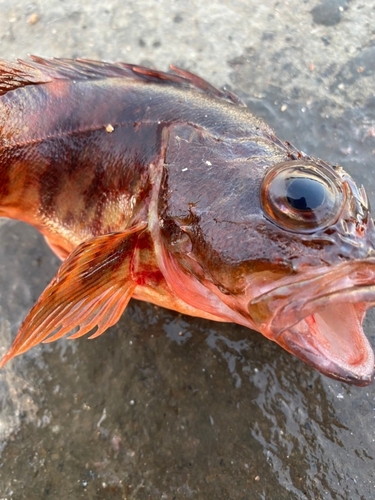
[279,302,374,386]
[248,260,375,386]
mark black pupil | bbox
[286,177,326,211]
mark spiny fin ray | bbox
[0,56,245,105]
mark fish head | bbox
[157,123,375,385]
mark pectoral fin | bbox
[0,223,146,366]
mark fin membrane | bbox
[0,223,146,366]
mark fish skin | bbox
[0,56,374,385]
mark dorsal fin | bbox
[0,56,245,105]
[0,59,53,96]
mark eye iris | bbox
[260,160,345,234]
[286,177,326,211]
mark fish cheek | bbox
[158,217,292,306]
[159,198,293,300]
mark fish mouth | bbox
[248,259,375,386]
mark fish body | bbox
[0,57,374,385]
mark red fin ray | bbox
[44,285,135,342]
[0,223,146,366]
[169,65,246,106]
[0,59,53,95]
[0,56,243,105]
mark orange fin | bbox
[0,223,146,366]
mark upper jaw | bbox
[247,259,375,385]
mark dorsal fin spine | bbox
[0,56,244,105]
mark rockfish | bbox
[0,57,374,386]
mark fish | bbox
[0,56,374,386]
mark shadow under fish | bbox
[0,56,374,386]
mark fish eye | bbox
[261,161,345,233]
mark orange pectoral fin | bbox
[0,223,147,367]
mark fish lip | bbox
[248,258,375,384]
[249,257,375,334]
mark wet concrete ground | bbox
[0,0,375,498]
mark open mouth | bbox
[248,260,375,386]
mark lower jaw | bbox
[275,305,375,386]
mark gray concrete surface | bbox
[0,0,374,498]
